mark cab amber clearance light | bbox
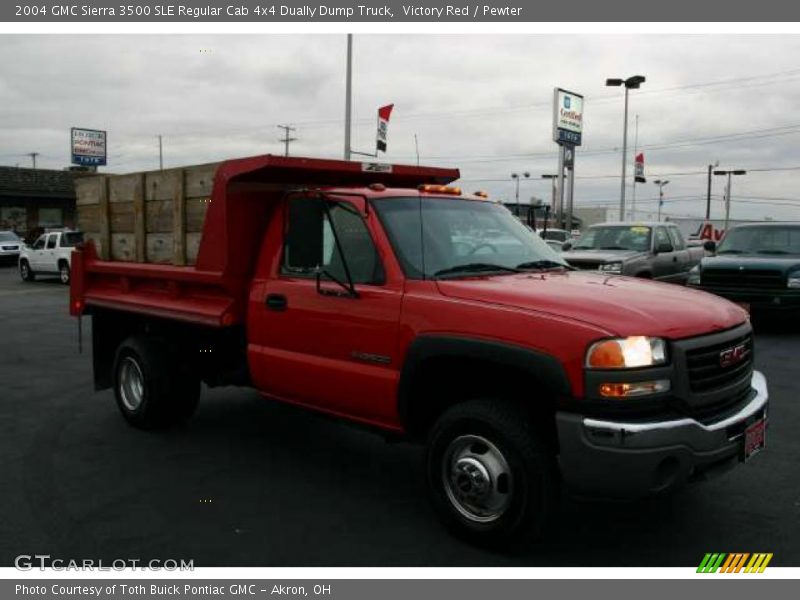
[418,184,461,195]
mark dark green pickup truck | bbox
[688,222,800,312]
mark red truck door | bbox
[248,193,404,430]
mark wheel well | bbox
[636,271,652,278]
[402,356,558,451]
[90,309,249,391]
[58,258,69,267]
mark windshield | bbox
[373,197,568,279]
[60,232,84,248]
[0,232,20,243]
[573,225,651,252]
[717,225,800,255]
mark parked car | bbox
[538,228,572,243]
[544,239,564,254]
[562,222,703,283]
[19,229,83,284]
[0,231,23,264]
[70,156,767,548]
[688,222,800,313]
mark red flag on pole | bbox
[634,152,646,183]
[376,104,394,153]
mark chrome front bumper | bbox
[556,371,769,498]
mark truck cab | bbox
[69,156,768,548]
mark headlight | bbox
[598,262,622,274]
[788,273,800,289]
[586,336,667,369]
[687,266,701,285]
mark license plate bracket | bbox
[741,418,766,462]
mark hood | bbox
[702,254,800,274]
[562,249,644,264]
[436,271,746,339]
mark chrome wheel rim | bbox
[442,434,512,523]
[119,357,145,411]
[20,263,28,278]
[60,266,69,283]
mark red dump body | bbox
[69,155,459,326]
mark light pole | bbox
[606,75,646,221]
[714,169,746,230]
[705,161,719,220]
[541,174,558,226]
[511,172,530,218]
[654,179,669,222]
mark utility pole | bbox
[344,34,353,160]
[631,114,639,220]
[28,152,39,169]
[158,135,163,170]
[705,161,718,220]
[713,169,746,230]
[414,134,420,166]
[654,179,669,222]
[606,75,645,221]
[277,125,297,157]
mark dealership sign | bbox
[552,88,584,146]
[71,128,107,166]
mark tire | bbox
[58,261,71,285]
[425,399,558,549]
[19,259,35,282]
[112,335,200,430]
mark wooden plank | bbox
[173,170,186,266]
[185,164,217,198]
[145,169,180,202]
[109,174,141,204]
[134,173,146,262]
[145,200,173,233]
[98,177,110,260]
[186,232,202,265]
[75,176,104,206]
[111,233,136,261]
[109,201,134,232]
[146,233,173,264]
[76,204,101,234]
[186,198,209,233]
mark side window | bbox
[46,234,58,249]
[33,236,46,250]
[654,227,672,250]
[667,227,686,250]
[282,197,385,285]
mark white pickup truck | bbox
[19,230,83,284]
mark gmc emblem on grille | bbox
[720,343,747,368]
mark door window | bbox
[46,234,57,249]
[654,227,673,251]
[667,227,686,250]
[33,236,46,250]
[282,196,385,285]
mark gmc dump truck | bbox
[70,155,768,547]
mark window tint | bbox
[0,232,20,242]
[654,227,672,250]
[282,197,384,285]
[33,236,46,250]
[46,234,57,249]
[61,232,84,248]
[667,227,686,250]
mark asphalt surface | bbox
[0,263,798,567]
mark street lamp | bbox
[713,169,747,230]
[606,75,646,221]
[653,179,669,222]
[511,172,530,218]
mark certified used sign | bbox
[553,88,584,146]
[71,127,107,166]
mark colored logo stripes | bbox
[697,553,773,573]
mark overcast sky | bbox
[2,34,800,221]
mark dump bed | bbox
[71,155,459,327]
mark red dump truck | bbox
[70,155,768,547]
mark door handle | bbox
[265,293,288,311]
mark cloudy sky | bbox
[2,34,800,221]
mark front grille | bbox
[702,268,784,289]
[1,245,18,251]
[685,332,754,393]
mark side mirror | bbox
[655,242,673,254]
[561,241,573,251]
[703,240,716,253]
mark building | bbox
[0,167,84,241]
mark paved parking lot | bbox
[0,264,798,567]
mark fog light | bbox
[599,379,670,398]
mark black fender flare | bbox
[397,335,572,428]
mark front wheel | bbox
[425,399,558,549]
[19,259,35,282]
